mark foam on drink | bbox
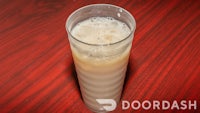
[71,17,130,45]
[70,17,132,112]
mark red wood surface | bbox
[0,0,199,113]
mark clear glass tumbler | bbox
[66,4,136,112]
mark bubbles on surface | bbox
[71,17,131,45]
[106,17,114,21]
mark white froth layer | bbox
[71,17,130,44]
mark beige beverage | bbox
[66,4,136,112]
[70,17,132,112]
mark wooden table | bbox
[0,0,199,113]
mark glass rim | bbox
[66,4,136,46]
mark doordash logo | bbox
[96,99,198,112]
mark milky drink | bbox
[69,17,133,111]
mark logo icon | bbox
[96,99,117,111]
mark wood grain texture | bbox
[0,0,199,113]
